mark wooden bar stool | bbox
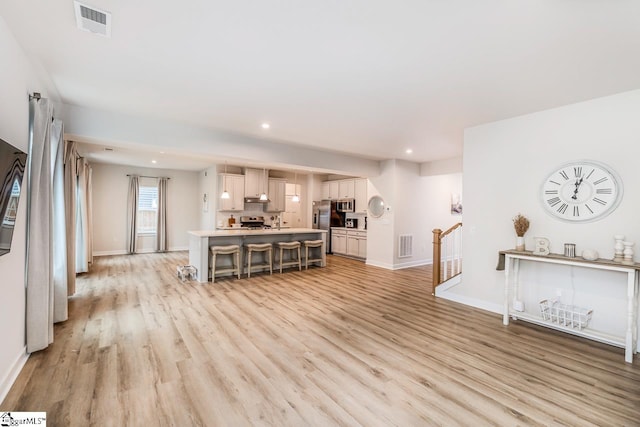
[209,244,241,283]
[245,243,273,278]
[303,240,324,269]
[277,241,302,273]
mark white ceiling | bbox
[2,1,640,167]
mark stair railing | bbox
[432,222,462,290]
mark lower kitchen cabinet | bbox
[332,228,366,259]
[331,229,347,255]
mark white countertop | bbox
[331,227,367,231]
[189,228,327,237]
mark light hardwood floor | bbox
[2,252,639,426]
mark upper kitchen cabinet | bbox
[339,180,355,199]
[244,168,268,198]
[354,178,368,212]
[266,178,286,212]
[218,174,245,211]
[321,181,340,200]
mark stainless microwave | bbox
[336,198,355,212]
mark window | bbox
[2,179,21,227]
[137,185,158,234]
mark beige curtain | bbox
[126,175,139,254]
[156,177,168,252]
[75,159,92,273]
[51,119,68,323]
[26,97,54,353]
[64,141,78,295]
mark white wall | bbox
[91,163,200,255]
[0,16,53,401]
[367,159,462,269]
[452,89,640,343]
[198,166,218,229]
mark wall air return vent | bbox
[74,1,111,37]
[398,234,413,258]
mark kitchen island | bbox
[188,228,328,282]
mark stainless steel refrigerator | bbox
[312,200,344,253]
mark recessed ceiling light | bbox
[151,160,157,164]
[261,123,270,129]
[159,151,165,154]
[405,149,413,154]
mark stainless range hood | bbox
[244,197,270,204]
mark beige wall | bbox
[91,163,200,255]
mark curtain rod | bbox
[127,174,170,179]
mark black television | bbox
[0,137,27,257]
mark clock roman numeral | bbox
[584,203,594,214]
[596,188,612,194]
[557,203,568,214]
[547,197,561,207]
[559,170,569,180]
[585,169,595,180]
[573,206,579,217]
[545,190,558,195]
[593,177,608,185]
[593,197,607,205]
[574,166,582,177]
[549,180,561,186]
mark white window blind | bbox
[138,185,158,233]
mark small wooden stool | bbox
[209,245,241,283]
[277,241,302,273]
[303,240,324,269]
[245,243,273,278]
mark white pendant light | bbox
[292,172,300,202]
[259,168,268,201]
[221,161,230,199]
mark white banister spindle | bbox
[443,237,448,279]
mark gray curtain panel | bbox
[64,141,78,295]
[126,175,139,254]
[157,177,168,252]
[51,119,68,323]
[26,97,54,353]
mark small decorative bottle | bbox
[613,235,625,262]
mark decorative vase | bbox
[622,241,635,265]
[516,236,525,251]
[613,235,625,262]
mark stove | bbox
[240,216,266,229]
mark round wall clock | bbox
[540,160,623,223]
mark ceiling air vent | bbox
[74,1,111,37]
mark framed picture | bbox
[451,193,462,215]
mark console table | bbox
[498,250,639,363]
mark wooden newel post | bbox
[432,228,442,292]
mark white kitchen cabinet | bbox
[244,168,268,198]
[354,178,368,212]
[346,230,367,259]
[266,178,286,212]
[218,174,245,211]
[329,181,340,199]
[334,228,366,259]
[339,179,355,199]
[322,181,341,199]
[331,228,347,254]
[321,182,330,200]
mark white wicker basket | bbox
[539,299,593,330]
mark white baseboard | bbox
[93,249,128,256]
[435,281,502,315]
[392,259,432,270]
[93,246,189,257]
[0,347,28,404]
[366,258,431,270]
